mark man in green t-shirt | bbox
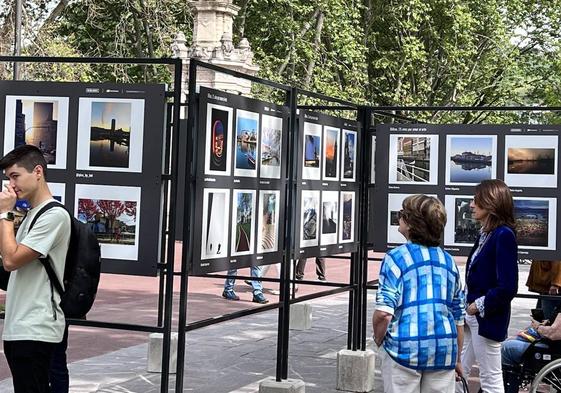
[0,145,70,393]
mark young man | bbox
[0,145,71,393]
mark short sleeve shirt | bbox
[2,199,71,343]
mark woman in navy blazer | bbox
[459,179,518,393]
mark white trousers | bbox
[379,347,456,393]
[457,314,504,393]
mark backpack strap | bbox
[28,201,67,296]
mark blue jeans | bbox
[501,337,548,367]
[49,323,69,393]
[224,266,263,294]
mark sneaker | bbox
[244,280,253,287]
[317,276,326,281]
[252,292,269,304]
[222,290,240,301]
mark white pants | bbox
[457,314,504,393]
[379,347,456,393]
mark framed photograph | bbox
[387,193,437,244]
[504,135,558,188]
[302,122,322,180]
[342,129,357,182]
[204,104,233,176]
[257,190,280,253]
[388,135,439,184]
[300,190,321,247]
[234,109,259,178]
[260,115,282,179]
[445,135,497,185]
[231,190,256,256]
[339,191,355,243]
[75,184,141,260]
[4,96,69,169]
[514,197,556,250]
[323,126,340,181]
[320,190,339,245]
[444,195,480,247]
[201,188,230,260]
[371,135,376,184]
[76,98,145,172]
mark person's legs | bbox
[295,258,307,280]
[316,257,326,280]
[223,269,237,291]
[501,338,531,368]
[4,340,56,393]
[419,369,455,393]
[468,319,504,393]
[379,348,421,393]
[250,266,263,293]
[49,324,69,393]
[456,317,476,393]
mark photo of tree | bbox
[231,190,255,255]
[323,127,339,180]
[78,198,137,245]
[89,101,131,168]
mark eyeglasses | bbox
[398,209,407,221]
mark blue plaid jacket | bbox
[376,243,465,370]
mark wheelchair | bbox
[503,338,561,392]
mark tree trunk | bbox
[303,10,324,89]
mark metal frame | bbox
[0,55,182,393]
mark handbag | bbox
[0,265,10,291]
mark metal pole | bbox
[13,0,22,80]
[175,60,197,392]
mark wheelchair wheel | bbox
[530,358,561,392]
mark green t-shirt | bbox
[2,199,71,343]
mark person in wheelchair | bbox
[501,305,561,392]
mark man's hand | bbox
[455,361,463,381]
[0,185,16,213]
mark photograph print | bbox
[300,190,321,247]
[339,191,355,243]
[388,134,439,185]
[320,191,339,245]
[231,189,256,256]
[204,104,233,176]
[514,197,556,250]
[257,190,280,253]
[201,188,230,259]
[446,135,497,185]
[371,135,376,184]
[504,135,558,188]
[387,193,438,244]
[323,126,340,181]
[342,129,357,182]
[302,122,322,180]
[4,95,69,169]
[234,110,259,178]
[77,98,145,172]
[75,184,141,260]
[260,115,282,179]
[443,195,480,247]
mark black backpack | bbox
[29,201,101,319]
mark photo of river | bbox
[448,136,494,184]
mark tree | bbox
[96,200,126,231]
[78,198,98,223]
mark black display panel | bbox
[191,87,289,274]
[0,80,166,276]
[370,124,561,260]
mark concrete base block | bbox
[336,349,375,392]
[289,302,312,330]
[147,332,178,373]
[259,377,306,393]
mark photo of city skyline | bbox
[89,101,131,168]
[447,136,495,184]
[342,130,356,181]
[14,99,58,164]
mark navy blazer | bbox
[465,225,518,342]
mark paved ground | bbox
[0,252,540,392]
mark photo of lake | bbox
[508,148,555,175]
[448,136,494,184]
[89,101,131,168]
